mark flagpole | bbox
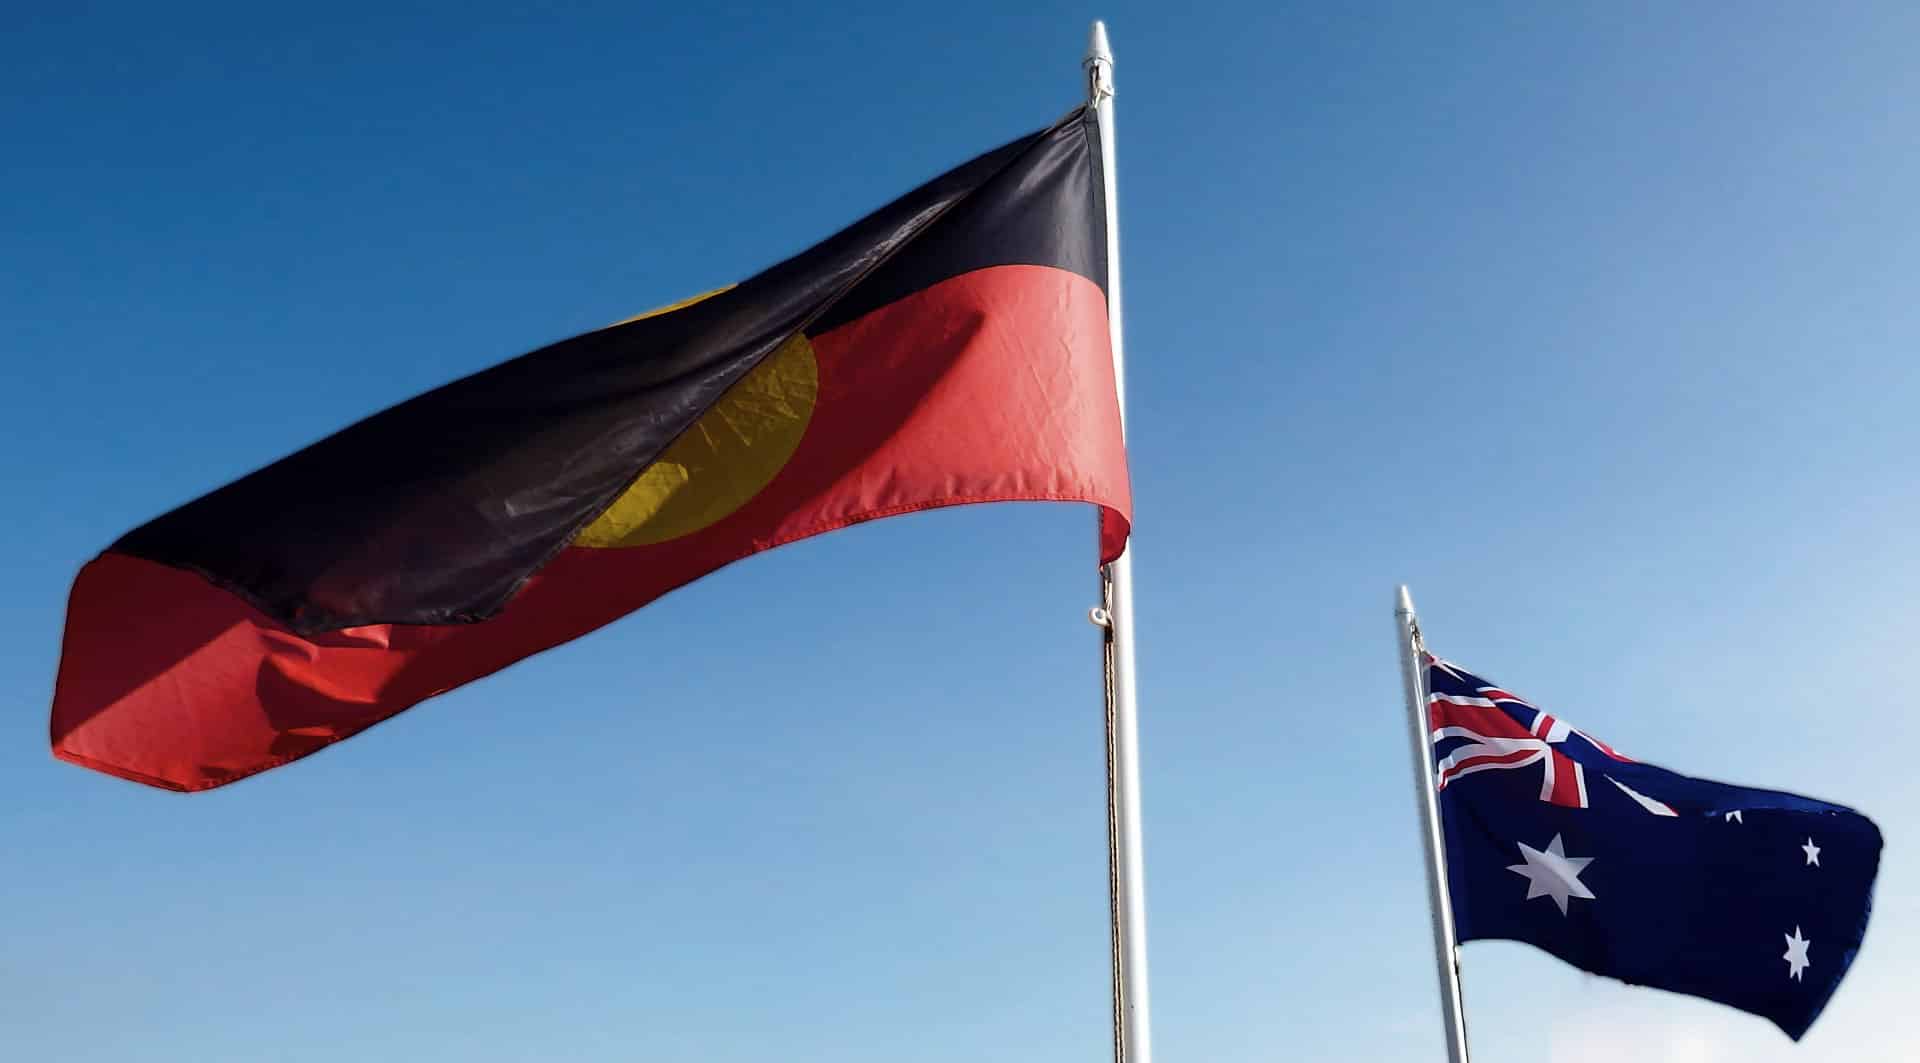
[1085,21,1153,1063]
[1396,586,1471,1063]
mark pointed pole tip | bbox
[1086,20,1113,64]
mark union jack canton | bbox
[1428,655,1653,813]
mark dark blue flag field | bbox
[1426,656,1880,1040]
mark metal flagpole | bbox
[1395,586,1471,1063]
[1084,21,1153,1063]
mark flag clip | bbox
[1088,606,1113,629]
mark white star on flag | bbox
[1784,926,1812,981]
[1725,810,1743,824]
[1802,837,1821,866]
[1507,833,1596,915]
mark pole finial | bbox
[1085,20,1113,66]
[1397,585,1416,617]
[1084,20,1114,101]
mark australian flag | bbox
[1427,654,1881,1040]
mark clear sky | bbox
[3,3,1914,1061]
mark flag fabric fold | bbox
[53,106,1130,792]
[1425,655,1880,1040]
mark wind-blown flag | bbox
[52,107,1129,791]
[1426,655,1880,1040]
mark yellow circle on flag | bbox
[575,332,819,548]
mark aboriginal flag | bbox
[52,107,1130,791]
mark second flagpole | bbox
[1085,20,1153,1063]
[1396,586,1471,1062]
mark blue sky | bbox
[3,3,1915,1060]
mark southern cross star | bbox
[1507,834,1596,916]
[1802,837,1821,867]
[1784,926,1812,981]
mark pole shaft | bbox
[1087,21,1152,1063]
[1396,587,1470,1063]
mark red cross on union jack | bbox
[1425,655,1632,809]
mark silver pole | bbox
[1395,586,1471,1063]
[1086,21,1153,1063]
